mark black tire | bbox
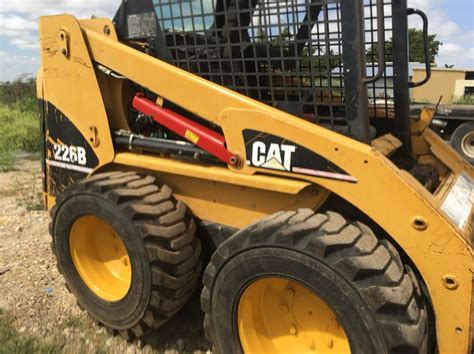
[450,122,474,164]
[50,171,202,340]
[202,210,429,354]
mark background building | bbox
[411,67,474,104]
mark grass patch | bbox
[0,97,40,171]
[453,95,474,105]
[0,311,112,354]
[0,309,59,354]
[61,315,84,330]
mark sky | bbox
[0,0,473,81]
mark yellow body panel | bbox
[113,155,328,229]
[38,16,115,168]
[38,15,474,353]
[114,152,313,195]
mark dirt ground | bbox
[0,154,211,353]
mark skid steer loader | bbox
[37,0,473,352]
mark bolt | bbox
[289,324,297,336]
[309,339,315,351]
[61,48,67,56]
[327,337,334,348]
[104,25,111,35]
[122,259,128,266]
[229,155,241,167]
[280,304,289,313]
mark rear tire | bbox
[50,171,202,340]
[201,210,429,354]
[450,122,474,164]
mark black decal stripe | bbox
[45,102,99,195]
[243,129,357,183]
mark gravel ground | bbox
[0,154,211,353]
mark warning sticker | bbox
[185,130,200,144]
[127,13,157,39]
[441,173,474,230]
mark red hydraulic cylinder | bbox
[132,94,240,166]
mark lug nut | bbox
[281,304,289,313]
[289,324,297,336]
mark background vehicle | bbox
[37,0,473,353]
[415,105,474,164]
[410,66,474,164]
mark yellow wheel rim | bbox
[238,278,350,354]
[69,215,132,302]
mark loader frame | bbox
[37,11,473,354]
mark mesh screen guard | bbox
[149,0,409,143]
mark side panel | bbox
[112,160,327,229]
[38,15,114,201]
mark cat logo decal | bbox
[244,130,358,183]
[250,141,296,171]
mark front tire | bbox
[50,171,202,340]
[201,210,429,354]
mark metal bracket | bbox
[88,125,100,147]
[57,29,70,57]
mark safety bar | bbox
[408,8,431,88]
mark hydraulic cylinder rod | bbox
[132,94,241,166]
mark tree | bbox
[255,28,268,43]
[367,28,442,63]
[407,28,441,63]
[271,26,292,47]
[301,47,340,74]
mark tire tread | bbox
[202,209,428,354]
[50,171,202,341]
